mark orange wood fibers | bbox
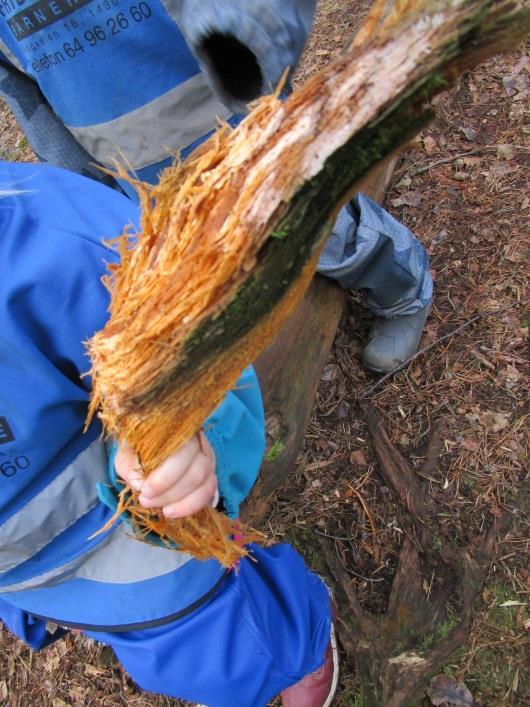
[87,86,340,565]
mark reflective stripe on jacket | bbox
[0,0,316,197]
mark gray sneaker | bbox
[362,306,430,373]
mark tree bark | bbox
[244,156,399,522]
[89,0,530,473]
[317,406,508,706]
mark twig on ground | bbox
[347,482,378,551]
[361,314,481,398]
[398,144,530,178]
[360,299,529,399]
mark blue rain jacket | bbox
[0,1,432,317]
[0,160,265,628]
[0,1,316,195]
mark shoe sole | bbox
[323,622,339,707]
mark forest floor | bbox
[0,1,528,706]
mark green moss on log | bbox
[133,85,434,409]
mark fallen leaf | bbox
[395,174,412,190]
[461,437,480,452]
[482,588,493,604]
[500,365,521,383]
[320,364,338,382]
[43,654,61,672]
[427,674,474,706]
[396,190,423,207]
[512,55,530,75]
[337,401,351,420]
[497,143,516,160]
[461,156,481,167]
[486,162,518,178]
[502,72,529,98]
[0,681,7,701]
[465,407,510,433]
[499,600,526,607]
[68,687,89,701]
[423,135,437,154]
[460,126,478,141]
[502,75,518,96]
[429,229,448,252]
[350,450,368,467]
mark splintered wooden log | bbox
[87,0,530,565]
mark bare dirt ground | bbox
[0,1,528,706]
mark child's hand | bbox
[115,432,217,519]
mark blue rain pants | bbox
[0,544,331,707]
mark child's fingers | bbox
[162,475,219,519]
[115,441,143,490]
[139,454,213,508]
[139,435,201,499]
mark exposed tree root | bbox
[320,405,507,707]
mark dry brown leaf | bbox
[321,364,339,382]
[465,407,511,433]
[423,135,437,154]
[461,437,480,452]
[460,125,478,141]
[390,190,423,207]
[496,143,516,160]
[512,55,530,75]
[43,654,61,673]
[500,365,521,382]
[84,664,107,677]
[350,450,368,467]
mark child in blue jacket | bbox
[0,159,337,706]
[0,0,433,374]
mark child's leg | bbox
[86,543,332,707]
[318,194,432,317]
[0,598,66,650]
[318,194,433,372]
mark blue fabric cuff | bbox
[181,0,316,113]
[203,366,265,518]
[99,366,264,524]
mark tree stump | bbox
[244,156,398,523]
